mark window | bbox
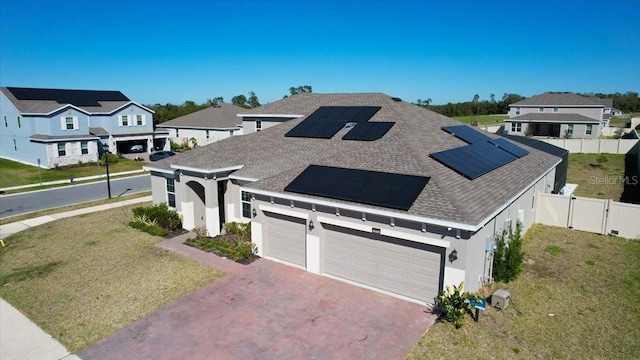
[136,115,143,126]
[515,107,520,115]
[121,115,129,127]
[13,139,17,151]
[553,107,559,113]
[241,191,251,218]
[17,116,21,128]
[511,122,522,132]
[229,130,234,136]
[256,120,262,131]
[166,178,176,207]
[4,116,7,127]
[81,141,89,154]
[206,130,210,139]
[567,124,574,136]
[175,129,179,137]
[538,107,544,112]
[57,143,66,156]
[65,117,74,130]
[586,124,593,135]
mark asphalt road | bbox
[0,175,151,219]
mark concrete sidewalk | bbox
[0,169,146,192]
[0,196,152,359]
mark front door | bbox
[217,181,227,231]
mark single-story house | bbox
[144,93,562,304]
[155,103,245,147]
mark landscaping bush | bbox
[132,203,181,231]
[224,221,251,237]
[98,152,118,166]
[128,220,167,237]
[185,221,257,264]
[434,282,479,328]
[492,220,525,283]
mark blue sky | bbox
[1,0,639,106]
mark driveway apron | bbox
[79,236,436,360]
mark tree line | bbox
[146,85,313,124]
[417,91,640,118]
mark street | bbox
[0,175,151,219]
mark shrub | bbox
[493,220,525,282]
[132,203,181,231]
[224,221,251,238]
[99,153,118,166]
[434,282,479,328]
[128,221,167,237]
[185,236,257,263]
[596,153,609,163]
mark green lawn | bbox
[0,158,144,188]
[0,205,222,352]
[453,114,509,125]
[408,224,640,359]
[566,153,626,200]
[609,116,630,128]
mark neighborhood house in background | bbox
[144,93,565,305]
[504,91,614,138]
[0,87,170,168]
[155,103,246,148]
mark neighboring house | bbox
[144,93,562,304]
[611,108,623,116]
[238,96,309,134]
[0,87,169,168]
[504,92,611,138]
[156,104,245,147]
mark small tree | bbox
[524,121,534,137]
[492,220,525,282]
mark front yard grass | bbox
[566,153,626,200]
[0,158,144,188]
[0,205,222,352]
[408,224,640,359]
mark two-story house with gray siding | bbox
[504,92,610,139]
[0,87,169,168]
[144,93,563,305]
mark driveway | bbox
[79,235,436,360]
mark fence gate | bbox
[568,197,608,234]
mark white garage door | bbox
[323,224,444,302]
[264,212,306,268]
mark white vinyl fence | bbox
[535,193,640,239]
[541,138,639,154]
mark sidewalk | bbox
[0,169,146,192]
[0,196,152,359]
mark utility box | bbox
[492,289,511,310]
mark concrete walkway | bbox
[0,196,152,359]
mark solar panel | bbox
[7,87,129,107]
[285,165,430,210]
[430,143,517,179]
[442,125,492,144]
[285,106,382,139]
[488,138,529,158]
[342,122,394,141]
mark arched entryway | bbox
[185,180,206,230]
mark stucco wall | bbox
[241,116,296,134]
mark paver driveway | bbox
[79,235,437,360]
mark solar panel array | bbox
[431,125,529,179]
[342,122,394,141]
[285,165,430,210]
[8,87,129,107]
[285,106,383,139]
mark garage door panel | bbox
[264,212,306,268]
[323,224,443,302]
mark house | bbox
[156,104,245,148]
[0,87,169,168]
[144,93,562,304]
[238,96,311,134]
[504,92,611,138]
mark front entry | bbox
[185,181,206,230]
[217,181,227,231]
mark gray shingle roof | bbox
[598,98,613,108]
[148,93,560,227]
[30,134,99,142]
[1,87,133,114]
[507,113,601,123]
[511,92,605,106]
[156,104,244,129]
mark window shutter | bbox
[60,117,66,130]
[119,116,123,127]
[73,117,79,130]
[78,141,82,155]
[142,115,146,126]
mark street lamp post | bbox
[104,151,112,199]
